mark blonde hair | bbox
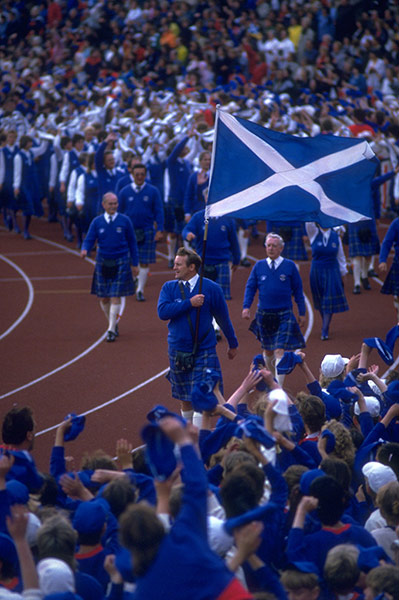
[376,481,399,525]
[322,420,356,468]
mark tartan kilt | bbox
[136,228,156,264]
[166,348,222,403]
[381,260,399,295]
[249,308,305,351]
[310,263,348,314]
[348,222,380,257]
[214,263,232,300]
[91,254,135,297]
[281,227,308,261]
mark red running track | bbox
[0,217,396,473]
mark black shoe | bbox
[64,232,73,242]
[136,291,146,302]
[361,277,370,290]
[368,268,377,278]
[115,323,119,337]
[23,231,32,240]
[106,331,116,342]
[353,285,361,295]
[14,224,21,234]
[321,334,329,341]
[6,215,13,231]
[240,258,251,267]
[168,259,174,269]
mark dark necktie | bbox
[271,260,275,271]
[185,281,191,294]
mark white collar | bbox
[183,274,199,292]
[105,212,118,223]
[266,256,283,268]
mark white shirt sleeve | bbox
[31,140,49,159]
[0,149,4,185]
[67,169,78,203]
[305,221,318,243]
[59,152,70,184]
[337,236,348,276]
[49,153,58,188]
[75,173,85,207]
[13,154,22,189]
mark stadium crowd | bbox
[2,0,399,598]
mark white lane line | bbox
[1,275,92,282]
[0,255,34,340]
[3,250,68,257]
[35,367,170,437]
[0,235,127,398]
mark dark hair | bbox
[132,163,147,173]
[175,247,202,272]
[0,557,17,580]
[2,406,34,445]
[376,442,399,478]
[220,470,262,518]
[77,529,103,547]
[296,394,326,433]
[366,565,399,600]
[72,133,84,145]
[320,457,351,492]
[102,477,137,518]
[310,475,346,525]
[119,504,165,577]
[80,449,117,471]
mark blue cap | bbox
[235,415,275,449]
[321,391,342,420]
[141,423,177,481]
[384,380,399,405]
[63,413,86,442]
[0,533,18,567]
[224,501,277,535]
[299,469,324,495]
[276,352,302,375]
[363,337,394,365]
[385,324,399,352]
[72,499,108,534]
[327,380,357,404]
[146,405,186,425]
[321,429,336,454]
[191,369,221,412]
[358,546,392,572]
[6,479,29,505]
[289,561,321,579]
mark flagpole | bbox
[192,107,220,351]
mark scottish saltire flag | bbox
[206,109,378,227]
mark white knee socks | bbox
[137,267,149,293]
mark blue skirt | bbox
[166,348,222,402]
[249,308,305,350]
[381,260,399,296]
[91,254,135,298]
[310,261,348,314]
[348,221,380,257]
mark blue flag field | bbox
[206,108,378,227]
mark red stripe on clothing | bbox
[1,577,19,590]
[216,578,254,600]
[75,544,104,559]
[322,523,351,534]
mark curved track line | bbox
[35,367,170,437]
[0,236,126,398]
[0,254,34,340]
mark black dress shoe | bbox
[353,285,361,295]
[321,334,329,341]
[361,277,371,290]
[136,291,146,302]
[368,268,377,278]
[168,259,174,269]
[240,258,251,267]
[106,331,116,342]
